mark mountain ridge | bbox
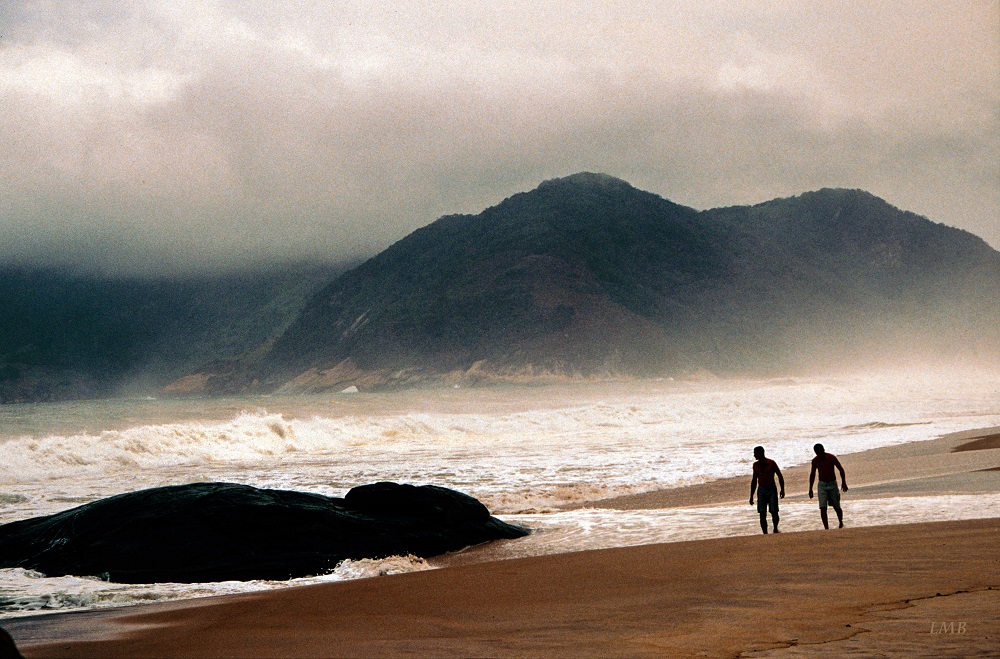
[191,174,999,395]
[0,264,341,403]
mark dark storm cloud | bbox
[0,1,996,274]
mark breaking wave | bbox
[0,371,998,517]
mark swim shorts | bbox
[756,488,779,515]
[817,480,840,508]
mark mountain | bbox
[0,265,340,403]
[190,173,999,394]
[5,173,996,403]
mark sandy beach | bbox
[5,426,1000,658]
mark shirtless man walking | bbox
[808,443,848,529]
[749,446,785,534]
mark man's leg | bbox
[757,491,770,534]
[826,484,844,528]
[770,496,780,533]
[818,484,831,529]
[833,504,844,528]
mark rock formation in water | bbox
[0,482,527,583]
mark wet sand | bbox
[5,426,1000,658]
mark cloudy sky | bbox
[1,1,997,274]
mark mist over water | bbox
[1,369,998,616]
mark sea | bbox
[1,369,999,617]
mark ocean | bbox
[1,369,999,616]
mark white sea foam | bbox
[0,555,433,618]
[492,494,1000,559]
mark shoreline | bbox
[5,425,1000,657]
[7,518,998,658]
[568,425,1000,510]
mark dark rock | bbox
[0,482,527,584]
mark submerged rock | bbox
[0,482,527,583]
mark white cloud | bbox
[0,0,995,274]
[0,46,191,109]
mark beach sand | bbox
[5,426,1000,658]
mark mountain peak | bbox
[802,187,892,206]
[536,172,634,191]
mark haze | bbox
[1,1,997,275]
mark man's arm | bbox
[750,473,757,504]
[776,465,785,499]
[834,456,848,491]
[808,463,816,498]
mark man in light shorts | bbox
[808,443,848,529]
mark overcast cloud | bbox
[1,1,996,274]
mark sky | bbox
[1,1,997,275]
